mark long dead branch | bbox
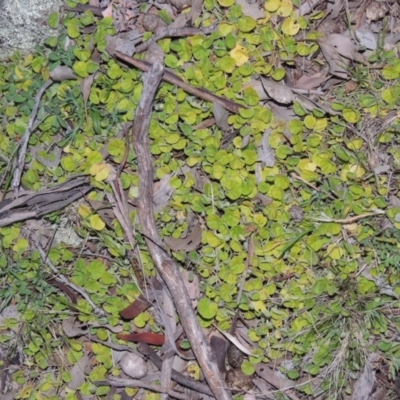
[115,51,244,114]
[0,175,91,227]
[138,343,214,397]
[30,236,106,318]
[97,377,190,400]
[11,79,53,197]
[132,63,231,400]
[135,25,217,54]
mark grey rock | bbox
[0,0,64,59]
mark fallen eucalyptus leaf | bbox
[153,173,175,213]
[257,129,275,167]
[50,65,76,81]
[63,317,86,338]
[261,77,294,104]
[235,0,265,20]
[213,325,253,356]
[164,221,202,251]
[213,101,230,131]
[318,33,355,79]
[67,352,90,390]
[181,269,200,308]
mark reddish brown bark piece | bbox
[119,295,150,320]
[116,332,165,345]
[47,278,78,304]
[119,277,163,319]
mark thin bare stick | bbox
[132,63,231,400]
[135,25,216,54]
[160,288,174,400]
[0,143,21,200]
[12,79,53,197]
[138,343,214,397]
[95,378,190,400]
[311,209,385,224]
[115,51,244,114]
[236,234,254,303]
[30,235,106,317]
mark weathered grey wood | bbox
[132,63,232,400]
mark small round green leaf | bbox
[197,298,218,319]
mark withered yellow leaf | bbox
[89,162,110,182]
[230,45,249,66]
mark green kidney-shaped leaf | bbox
[48,12,59,29]
[73,61,89,78]
[382,66,399,80]
[215,56,236,73]
[377,340,392,352]
[74,49,91,61]
[238,16,256,33]
[67,25,80,39]
[241,360,255,375]
[343,108,360,123]
[197,298,218,319]
[217,0,235,7]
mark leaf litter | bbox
[1,0,400,398]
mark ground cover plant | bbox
[1,0,400,399]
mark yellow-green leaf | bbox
[281,17,300,36]
[230,45,249,66]
[90,215,105,231]
[89,163,110,182]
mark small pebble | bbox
[120,352,147,379]
[225,368,253,391]
[142,13,164,33]
[227,344,245,369]
[289,205,304,223]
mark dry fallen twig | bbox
[115,51,244,114]
[132,62,231,400]
[96,377,190,400]
[12,79,53,197]
[0,175,92,228]
[138,343,214,397]
[255,365,301,400]
[311,210,385,224]
[135,24,217,54]
[29,235,106,318]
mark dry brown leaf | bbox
[261,77,294,104]
[80,74,95,109]
[50,66,76,81]
[235,0,265,20]
[318,33,355,79]
[213,101,230,131]
[86,199,115,227]
[102,2,113,18]
[181,270,200,308]
[153,173,175,213]
[295,72,328,90]
[257,129,275,167]
[67,352,90,390]
[164,221,202,251]
[351,354,379,400]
